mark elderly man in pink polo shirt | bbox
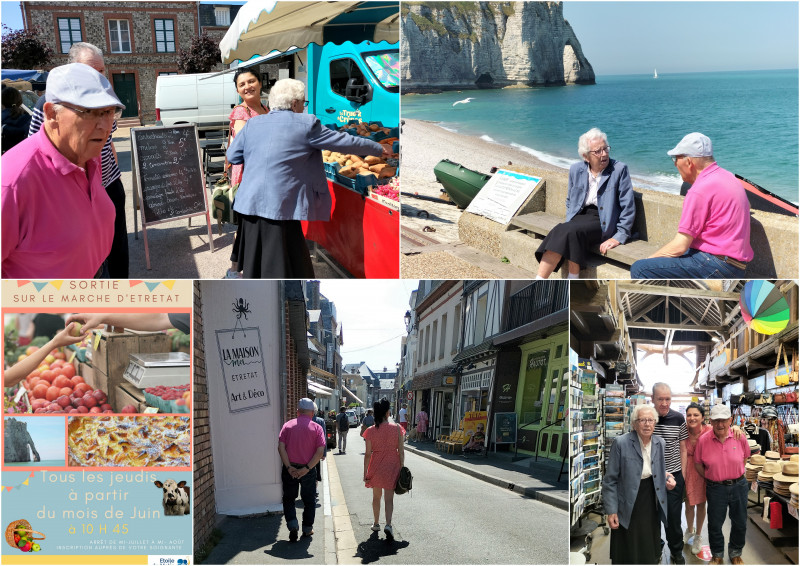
[2,63,123,278]
[278,397,325,541]
[694,404,750,565]
[631,132,753,279]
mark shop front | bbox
[409,368,455,440]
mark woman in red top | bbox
[680,402,712,555]
[363,398,404,540]
[224,68,269,279]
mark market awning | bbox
[220,1,399,64]
[307,379,334,398]
[342,385,363,404]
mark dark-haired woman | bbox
[1,87,31,154]
[363,399,404,540]
[680,402,712,555]
[224,68,269,279]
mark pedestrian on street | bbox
[398,403,408,434]
[364,398,404,540]
[693,404,749,565]
[278,398,325,541]
[361,409,375,437]
[415,406,429,442]
[651,382,688,564]
[337,405,350,454]
[313,403,327,488]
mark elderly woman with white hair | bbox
[535,128,636,279]
[602,404,676,564]
[227,78,388,278]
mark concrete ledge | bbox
[404,444,568,511]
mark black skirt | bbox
[535,206,602,271]
[234,214,315,279]
[609,476,661,565]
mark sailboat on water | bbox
[654,68,658,79]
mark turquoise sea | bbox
[401,69,799,202]
[4,460,64,467]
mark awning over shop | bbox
[342,385,363,404]
[493,309,569,347]
[307,379,334,398]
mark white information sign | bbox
[215,327,271,413]
[465,169,542,224]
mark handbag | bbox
[786,390,798,404]
[743,391,758,405]
[773,393,787,404]
[211,176,239,233]
[394,466,413,495]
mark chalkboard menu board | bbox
[131,125,207,224]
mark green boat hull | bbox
[433,159,492,209]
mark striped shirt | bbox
[653,408,687,473]
[29,96,121,188]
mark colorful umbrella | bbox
[740,280,790,335]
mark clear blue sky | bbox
[563,1,799,75]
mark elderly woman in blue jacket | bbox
[535,128,635,279]
[227,78,388,278]
[602,404,676,565]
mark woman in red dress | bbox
[680,402,712,555]
[363,398,404,540]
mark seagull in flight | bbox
[452,97,475,106]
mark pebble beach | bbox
[400,118,563,245]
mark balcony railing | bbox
[503,281,568,331]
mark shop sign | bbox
[493,412,517,445]
[493,367,519,413]
[464,411,488,438]
[216,326,271,413]
[442,375,456,386]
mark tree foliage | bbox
[1,25,53,69]
[177,32,221,74]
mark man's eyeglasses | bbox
[58,103,122,121]
[637,418,656,425]
[590,146,610,156]
[304,100,309,107]
[672,155,687,166]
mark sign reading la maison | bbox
[216,327,271,413]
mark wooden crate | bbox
[115,382,148,413]
[87,367,110,395]
[91,331,139,382]
[133,332,172,355]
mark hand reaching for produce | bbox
[381,145,393,158]
[4,323,87,388]
[66,313,174,333]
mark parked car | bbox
[345,409,359,427]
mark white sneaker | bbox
[684,528,695,545]
[384,524,394,540]
[371,523,380,531]
[692,534,703,555]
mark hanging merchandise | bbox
[740,280,790,335]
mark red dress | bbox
[228,104,268,186]
[684,424,712,506]
[364,422,402,489]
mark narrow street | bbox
[327,427,568,564]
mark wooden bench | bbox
[510,211,660,268]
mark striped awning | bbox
[307,380,333,398]
[342,385,363,404]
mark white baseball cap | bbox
[667,132,713,157]
[710,404,731,420]
[46,63,124,110]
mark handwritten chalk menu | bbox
[215,327,271,413]
[465,169,542,225]
[131,125,207,223]
[130,125,214,269]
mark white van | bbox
[154,72,241,131]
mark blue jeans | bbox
[706,478,748,559]
[630,249,746,279]
[282,465,317,532]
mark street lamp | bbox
[404,310,412,332]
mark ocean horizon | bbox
[401,69,799,203]
[4,460,64,467]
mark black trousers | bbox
[281,465,316,529]
[104,177,129,278]
[665,470,685,555]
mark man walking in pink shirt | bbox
[631,132,753,279]
[278,398,325,541]
[694,404,750,565]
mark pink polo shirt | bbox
[694,427,749,482]
[678,163,753,262]
[2,129,114,278]
[279,415,325,465]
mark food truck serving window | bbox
[363,51,399,90]
[330,58,364,97]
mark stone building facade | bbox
[21,1,241,122]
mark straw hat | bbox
[790,454,799,463]
[758,460,782,480]
[791,482,799,496]
[745,454,766,469]
[765,450,781,461]
[774,462,799,483]
[747,439,758,452]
